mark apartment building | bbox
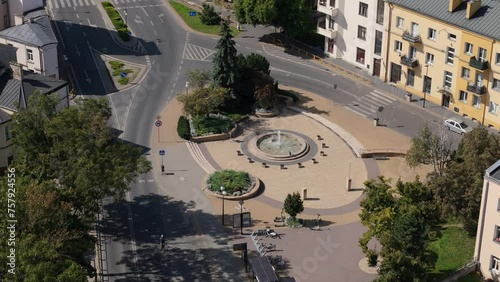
[0,0,8,30]
[384,0,500,130]
[475,159,500,281]
[316,0,387,78]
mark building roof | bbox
[387,0,500,40]
[486,159,500,182]
[0,108,11,124]
[0,9,57,47]
[0,71,68,111]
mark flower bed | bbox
[190,114,234,137]
[207,170,251,194]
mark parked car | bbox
[444,118,471,134]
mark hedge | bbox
[102,2,130,41]
[177,116,191,140]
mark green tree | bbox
[274,0,315,41]
[359,177,439,281]
[200,3,221,25]
[428,126,500,234]
[177,86,230,116]
[283,192,304,219]
[245,53,270,75]
[212,20,238,89]
[186,69,212,89]
[406,123,453,175]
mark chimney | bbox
[9,62,23,80]
[466,0,481,19]
[449,0,461,12]
[14,14,24,26]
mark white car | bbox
[444,118,471,135]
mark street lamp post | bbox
[239,200,244,235]
[221,186,226,225]
[423,64,429,108]
[124,8,128,37]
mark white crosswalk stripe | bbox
[182,43,216,61]
[344,90,397,118]
[48,0,102,8]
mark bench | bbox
[262,163,267,168]
[320,151,327,156]
[247,157,254,163]
[311,158,318,164]
[298,163,303,168]
[322,143,328,148]
[280,164,286,170]
[317,135,323,140]
[237,150,243,156]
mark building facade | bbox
[316,0,387,78]
[0,0,8,30]
[384,0,500,130]
[475,159,500,281]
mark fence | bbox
[438,260,478,282]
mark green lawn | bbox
[428,226,476,280]
[169,1,240,36]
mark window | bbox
[390,63,402,83]
[394,40,402,53]
[376,0,384,24]
[478,47,487,62]
[495,226,500,243]
[4,126,9,141]
[461,67,470,79]
[327,38,334,53]
[428,28,436,40]
[374,30,383,55]
[496,53,500,65]
[473,95,481,108]
[459,91,468,103]
[446,47,455,64]
[426,52,434,64]
[493,79,500,90]
[329,0,335,7]
[423,76,432,94]
[358,25,367,40]
[27,49,33,61]
[490,101,498,114]
[359,2,368,16]
[444,71,452,89]
[356,48,365,64]
[448,33,457,41]
[406,69,415,87]
[464,42,473,55]
[493,256,500,273]
[475,73,484,87]
[410,22,419,36]
[328,18,335,29]
[409,46,417,59]
[3,15,7,28]
[396,16,404,28]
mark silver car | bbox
[444,118,471,135]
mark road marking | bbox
[83,31,86,37]
[47,0,54,10]
[345,107,368,118]
[76,14,79,19]
[91,0,95,5]
[245,47,250,49]
[138,179,145,183]
[158,13,164,22]
[154,30,157,35]
[150,20,154,26]
[72,0,78,6]
[61,0,66,8]
[78,0,84,6]
[141,6,149,17]
[147,179,154,183]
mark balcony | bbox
[402,30,421,44]
[318,0,338,16]
[467,83,486,95]
[469,56,489,70]
[317,26,337,39]
[400,55,419,68]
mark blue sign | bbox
[127,31,132,36]
[120,72,127,78]
[159,149,165,156]
[189,11,196,16]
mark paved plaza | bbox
[151,87,432,281]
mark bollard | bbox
[373,118,379,127]
[346,178,352,191]
[302,188,307,200]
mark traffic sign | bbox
[159,149,165,156]
[189,11,196,16]
[121,72,127,78]
[155,120,162,127]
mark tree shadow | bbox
[280,90,330,115]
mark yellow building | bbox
[0,108,14,173]
[384,0,500,130]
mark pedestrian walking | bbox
[160,235,165,251]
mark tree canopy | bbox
[212,20,238,89]
[359,177,439,282]
[284,192,304,219]
[0,93,151,280]
[177,86,230,116]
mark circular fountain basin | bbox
[247,131,310,161]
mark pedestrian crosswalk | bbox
[48,0,155,9]
[182,43,215,62]
[344,89,397,118]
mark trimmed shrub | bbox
[102,2,130,41]
[177,116,191,140]
[367,250,378,267]
[200,3,221,25]
[191,115,233,136]
[117,77,129,85]
[110,61,124,70]
[207,170,251,194]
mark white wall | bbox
[0,38,58,78]
[8,0,43,25]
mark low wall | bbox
[255,109,279,118]
[278,95,294,106]
[190,124,238,143]
[203,175,261,200]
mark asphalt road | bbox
[48,0,468,280]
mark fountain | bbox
[246,130,311,161]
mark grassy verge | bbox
[102,2,130,41]
[169,1,240,36]
[428,226,475,280]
